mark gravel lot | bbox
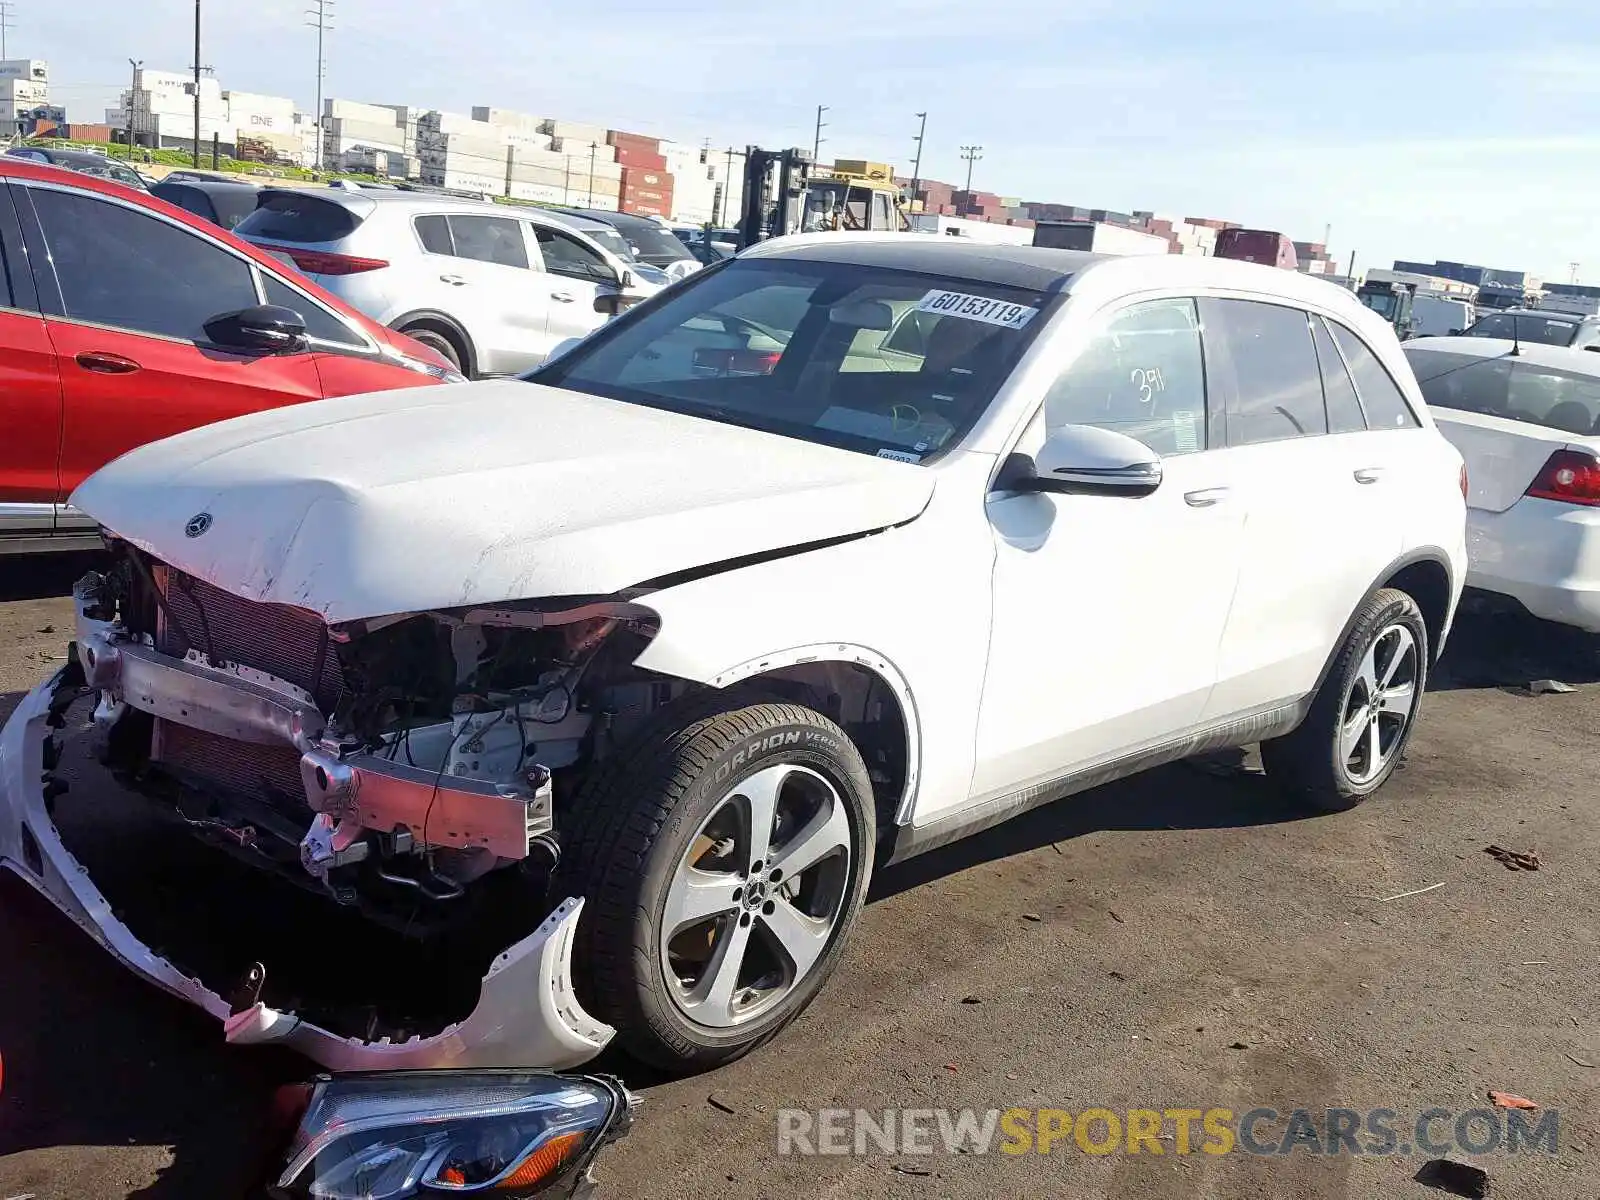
[1,553,1597,1199]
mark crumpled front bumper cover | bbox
[0,660,615,1072]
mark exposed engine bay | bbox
[75,543,687,937]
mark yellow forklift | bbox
[736,148,909,248]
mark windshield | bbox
[529,258,1054,462]
[1362,293,1398,318]
[1408,350,1600,435]
[583,226,637,262]
[1464,313,1578,346]
[620,223,694,262]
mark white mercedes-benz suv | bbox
[0,235,1467,1079]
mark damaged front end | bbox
[0,542,685,1072]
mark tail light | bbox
[257,243,388,275]
[1526,449,1600,507]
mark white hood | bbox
[72,380,933,623]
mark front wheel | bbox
[560,691,876,1072]
[1262,588,1429,812]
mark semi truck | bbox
[1213,227,1298,269]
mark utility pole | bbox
[306,0,334,171]
[191,0,202,166]
[909,111,927,204]
[588,140,597,206]
[812,104,827,162]
[959,144,983,194]
[1346,249,1357,281]
[125,58,141,158]
[723,146,735,225]
[562,154,571,203]
[0,3,14,61]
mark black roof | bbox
[559,207,661,231]
[14,147,123,167]
[756,238,1098,293]
[152,178,263,196]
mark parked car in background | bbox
[541,209,673,287]
[234,187,660,377]
[5,145,150,191]
[1462,308,1600,350]
[0,156,462,555]
[1405,335,1600,632]
[2,239,1465,1085]
[675,226,740,265]
[149,178,263,230]
[555,207,702,280]
[160,169,253,185]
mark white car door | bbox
[417,213,553,376]
[531,225,617,350]
[972,296,1247,801]
[1199,299,1403,719]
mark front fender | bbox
[632,453,1000,829]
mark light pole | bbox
[959,144,982,194]
[588,141,598,206]
[812,104,827,162]
[909,112,927,204]
[126,58,141,159]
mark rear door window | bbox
[1409,351,1600,435]
[1312,315,1367,434]
[447,215,529,268]
[29,187,259,342]
[1202,298,1328,445]
[414,214,453,255]
[1329,322,1421,429]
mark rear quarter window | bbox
[235,193,362,243]
[1329,322,1421,429]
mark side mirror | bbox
[206,304,307,353]
[1021,424,1163,496]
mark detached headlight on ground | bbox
[274,1071,634,1198]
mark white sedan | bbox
[1405,336,1600,631]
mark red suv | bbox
[0,158,462,554]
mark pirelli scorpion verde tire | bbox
[561,690,877,1073]
[1262,587,1429,813]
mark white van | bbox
[1410,293,1475,338]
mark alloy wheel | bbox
[661,764,854,1029]
[1340,622,1420,785]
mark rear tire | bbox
[397,323,466,376]
[559,689,875,1073]
[1262,588,1429,812]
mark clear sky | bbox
[33,0,1600,283]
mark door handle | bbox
[1183,486,1231,508]
[550,291,576,303]
[1353,467,1386,484]
[75,350,141,374]
[439,273,467,286]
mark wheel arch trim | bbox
[1309,547,1457,701]
[693,642,923,827]
[387,308,477,376]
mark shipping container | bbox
[613,147,667,171]
[1031,220,1168,256]
[325,98,399,126]
[324,116,407,146]
[541,118,608,144]
[619,167,668,188]
[620,197,670,218]
[472,106,544,130]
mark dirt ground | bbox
[1,552,1597,1199]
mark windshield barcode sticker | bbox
[917,290,1039,330]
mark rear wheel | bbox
[560,691,875,1072]
[397,323,466,376]
[1262,588,1428,811]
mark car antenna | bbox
[1510,312,1522,357]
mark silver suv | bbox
[233,186,658,377]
